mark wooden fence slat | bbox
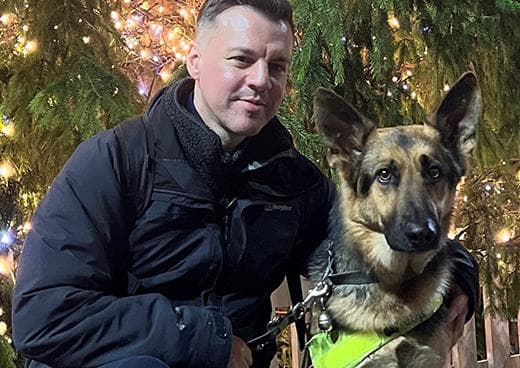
[452,316,479,368]
[484,314,511,368]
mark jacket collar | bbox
[146,78,319,198]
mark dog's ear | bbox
[429,72,481,158]
[313,88,375,171]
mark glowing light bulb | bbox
[387,16,400,30]
[0,162,15,179]
[22,222,32,232]
[140,49,151,60]
[149,23,163,37]
[138,80,149,96]
[82,36,91,44]
[1,124,14,137]
[0,231,12,245]
[495,228,512,243]
[160,68,172,82]
[0,13,15,26]
[443,84,450,92]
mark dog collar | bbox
[321,240,377,286]
[307,294,444,368]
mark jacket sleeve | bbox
[446,239,480,322]
[12,130,232,367]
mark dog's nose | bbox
[405,218,439,249]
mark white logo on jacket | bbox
[264,204,293,212]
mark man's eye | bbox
[269,64,286,73]
[230,56,250,64]
[377,168,392,183]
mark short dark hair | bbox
[197,0,294,33]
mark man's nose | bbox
[247,61,271,92]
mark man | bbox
[12,1,477,367]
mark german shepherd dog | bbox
[308,72,481,367]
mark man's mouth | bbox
[240,98,266,106]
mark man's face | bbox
[187,6,293,149]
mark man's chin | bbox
[228,119,270,137]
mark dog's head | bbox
[314,72,481,275]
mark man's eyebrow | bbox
[227,47,290,63]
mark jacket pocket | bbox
[128,187,222,297]
[222,198,301,290]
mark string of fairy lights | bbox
[110,0,202,97]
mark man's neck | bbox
[191,86,244,152]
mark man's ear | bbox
[313,88,375,172]
[429,72,481,158]
[186,41,200,80]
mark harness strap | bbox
[327,270,377,286]
[307,295,444,368]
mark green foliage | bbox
[0,337,17,368]
[28,54,135,140]
[458,161,520,318]
[0,0,143,203]
[0,279,20,368]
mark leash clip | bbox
[247,282,330,351]
[302,282,330,308]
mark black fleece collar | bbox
[158,78,294,196]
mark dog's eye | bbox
[377,168,392,183]
[428,166,442,180]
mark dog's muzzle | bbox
[386,216,441,252]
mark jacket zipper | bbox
[223,197,238,244]
[200,197,237,307]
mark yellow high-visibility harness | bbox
[307,295,444,368]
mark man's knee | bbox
[99,356,169,368]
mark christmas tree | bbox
[1,0,519,365]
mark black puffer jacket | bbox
[12,79,334,367]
